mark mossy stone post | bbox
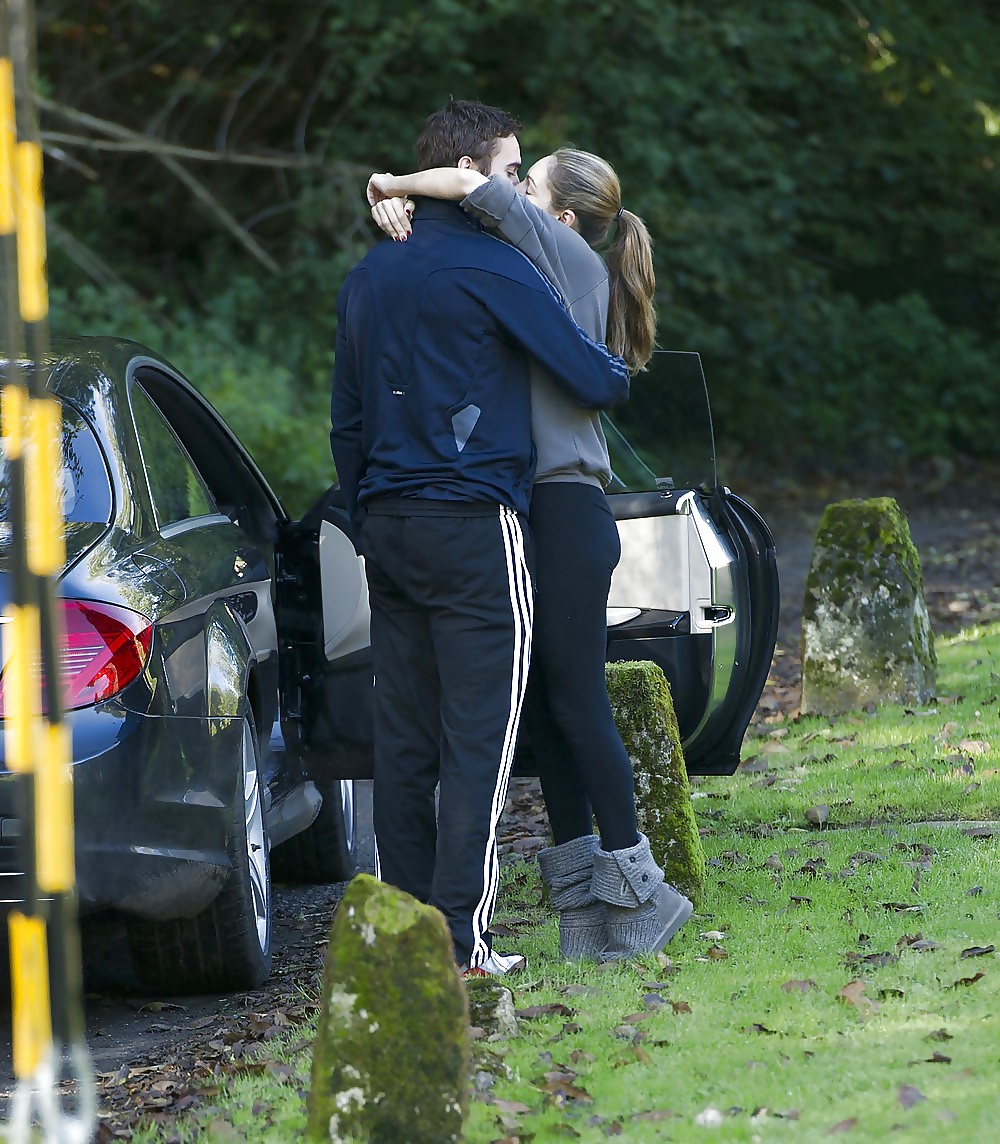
[307,874,469,1143]
[801,497,936,716]
[606,661,706,906]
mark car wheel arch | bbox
[204,600,256,722]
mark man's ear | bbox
[557,208,577,230]
[457,155,475,170]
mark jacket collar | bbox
[411,198,481,230]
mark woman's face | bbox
[520,155,557,215]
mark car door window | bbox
[0,401,114,563]
[604,351,717,492]
[130,382,217,527]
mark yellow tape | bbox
[9,911,52,1078]
[0,59,14,236]
[15,141,47,322]
[1,382,26,458]
[1,604,40,772]
[26,396,65,575]
[36,722,74,892]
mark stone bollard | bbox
[801,497,936,716]
[606,661,706,906]
[307,874,469,1144]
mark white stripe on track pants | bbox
[362,504,533,968]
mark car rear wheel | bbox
[271,776,357,883]
[127,712,272,993]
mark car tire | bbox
[127,711,272,993]
[271,776,358,884]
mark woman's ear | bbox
[557,208,577,230]
[457,155,475,170]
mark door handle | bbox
[702,605,734,626]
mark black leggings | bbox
[523,482,640,852]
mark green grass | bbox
[132,625,1000,1143]
[697,623,1000,831]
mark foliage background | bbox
[37,0,1000,513]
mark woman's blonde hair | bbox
[547,148,656,373]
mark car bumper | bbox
[0,706,244,921]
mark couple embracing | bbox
[330,99,692,976]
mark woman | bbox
[366,150,692,960]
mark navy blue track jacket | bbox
[330,200,630,538]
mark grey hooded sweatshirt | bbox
[461,175,614,488]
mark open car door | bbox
[280,351,777,782]
[603,351,779,774]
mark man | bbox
[331,100,629,974]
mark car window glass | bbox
[130,382,217,526]
[0,401,113,524]
[604,351,717,492]
[0,401,113,565]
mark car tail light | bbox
[0,600,153,716]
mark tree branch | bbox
[41,129,318,169]
[38,94,282,274]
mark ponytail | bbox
[605,209,656,373]
[548,148,657,373]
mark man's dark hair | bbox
[415,99,522,171]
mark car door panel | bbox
[276,492,375,782]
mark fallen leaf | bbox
[618,1012,652,1024]
[742,1023,778,1035]
[491,1099,532,1115]
[837,981,880,1016]
[951,970,986,988]
[805,804,830,826]
[908,1052,952,1066]
[781,979,817,993]
[739,757,770,773]
[958,739,990,755]
[909,940,944,953]
[882,902,922,913]
[960,945,995,959]
[967,885,984,897]
[828,1118,858,1133]
[926,1028,954,1042]
[537,1079,593,1106]
[860,951,898,968]
[898,1084,927,1110]
[631,1109,681,1122]
[670,1001,692,1015]
[706,945,729,960]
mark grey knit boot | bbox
[590,832,693,959]
[537,835,609,961]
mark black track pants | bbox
[362,505,533,969]
[524,482,640,852]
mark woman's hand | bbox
[366,172,403,206]
[372,197,413,240]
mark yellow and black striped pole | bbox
[1,0,94,1139]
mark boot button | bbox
[630,857,637,863]
[641,874,648,882]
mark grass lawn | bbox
[132,624,1000,1143]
